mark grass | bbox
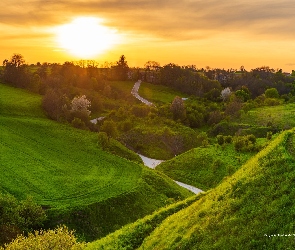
[239,103,295,129]
[156,142,263,191]
[0,83,193,240]
[138,81,187,104]
[90,128,295,249]
[139,129,295,249]
[85,195,201,250]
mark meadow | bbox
[239,103,295,129]
[156,142,265,191]
[138,81,186,104]
[0,83,192,240]
[89,128,295,249]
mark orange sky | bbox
[1,0,295,72]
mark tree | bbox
[265,88,279,99]
[100,120,118,138]
[70,95,91,122]
[113,55,129,80]
[42,90,68,121]
[0,194,46,245]
[221,87,231,101]
[235,89,250,102]
[170,96,186,121]
[2,54,28,87]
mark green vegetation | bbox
[1,226,85,250]
[239,103,295,130]
[139,129,295,249]
[0,194,46,245]
[2,54,295,248]
[156,142,262,191]
[138,81,186,104]
[0,83,192,241]
[85,195,201,250]
[89,129,295,249]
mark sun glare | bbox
[55,17,120,58]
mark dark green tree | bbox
[113,55,129,80]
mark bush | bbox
[266,131,273,140]
[265,88,279,99]
[100,120,118,139]
[216,135,224,145]
[97,132,109,149]
[233,135,257,152]
[264,98,282,106]
[0,194,46,246]
[0,226,85,250]
[247,134,256,144]
[71,117,87,130]
[224,135,232,144]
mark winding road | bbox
[131,80,203,195]
[137,153,203,195]
[131,80,154,106]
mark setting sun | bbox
[55,17,120,58]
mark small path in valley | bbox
[132,81,203,194]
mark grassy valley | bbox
[87,128,295,249]
[1,55,295,249]
[0,83,192,241]
[155,142,263,191]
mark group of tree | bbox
[0,194,46,246]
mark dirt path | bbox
[137,153,203,195]
[131,80,154,106]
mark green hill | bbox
[0,83,192,240]
[88,128,295,249]
[155,143,258,191]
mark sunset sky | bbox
[1,0,295,71]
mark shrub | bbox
[0,226,85,250]
[216,135,224,145]
[97,132,109,149]
[247,134,256,144]
[264,98,282,106]
[267,131,273,140]
[233,135,257,152]
[224,135,232,144]
[265,88,279,99]
[100,120,118,139]
[171,96,186,121]
[207,110,224,125]
[71,117,87,130]
[0,194,46,246]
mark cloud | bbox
[1,0,295,41]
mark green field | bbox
[0,84,143,208]
[138,81,186,104]
[156,142,264,190]
[89,128,295,249]
[0,83,193,240]
[239,103,295,129]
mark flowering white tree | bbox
[71,95,91,116]
[221,87,231,101]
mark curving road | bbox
[137,153,203,195]
[131,80,154,106]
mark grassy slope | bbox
[0,83,192,240]
[239,103,295,129]
[156,143,259,191]
[138,81,186,104]
[89,129,295,249]
[85,195,201,250]
[140,129,295,249]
